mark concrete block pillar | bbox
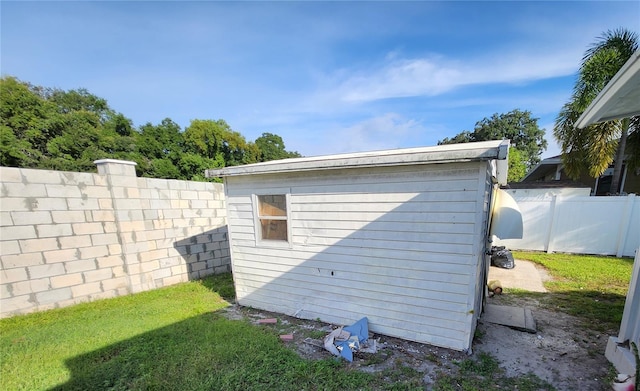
[94,159,137,176]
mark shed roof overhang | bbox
[205,140,510,178]
[575,50,640,128]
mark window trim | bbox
[252,192,292,248]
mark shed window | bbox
[257,194,288,241]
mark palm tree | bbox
[554,28,638,194]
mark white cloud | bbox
[322,113,425,154]
[329,47,581,103]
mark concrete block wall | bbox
[0,160,229,318]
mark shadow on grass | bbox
[48,309,372,391]
[200,272,236,302]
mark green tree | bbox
[507,148,527,182]
[438,109,547,178]
[255,132,301,162]
[183,119,258,167]
[554,28,639,194]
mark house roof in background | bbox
[206,140,509,178]
[576,50,640,128]
[522,155,562,181]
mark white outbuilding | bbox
[206,140,520,352]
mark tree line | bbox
[0,76,300,181]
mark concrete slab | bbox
[482,304,537,333]
[488,259,548,292]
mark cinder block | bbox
[36,198,69,211]
[36,224,73,238]
[149,199,172,210]
[113,198,143,210]
[140,249,168,263]
[142,210,158,220]
[0,212,13,226]
[153,219,173,230]
[2,252,44,268]
[67,198,99,210]
[189,199,208,209]
[28,263,65,279]
[50,273,84,288]
[60,171,96,186]
[143,230,164,241]
[108,174,138,187]
[11,211,52,225]
[101,276,128,291]
[140,260,160,273]
[21,169,61,184]
[168,199,184,209]
[29,278,51,293]
[0,295,33,313]
[198,191,215,200]
[36,287,72,304]
[71,282,102,297]
[118,221,145,233]
[80,185,110,199]
[72,222,104,235]
[98,198,113,210]
[64,259,97,273]
[152,267,171,280]
[79,245,109,259]
[0,167,23,182]
[206,242,222,251]
[107,244,122,255]
[0,283,12,299]
[0,268,28,283]
[0,198,32,212]
[115,210,144,222]
[122,241,150,254]
[187,181,208,191]
[90,290,118,301]
[51,211,86,224]
[83,268,113,282]
[46,184,82,198]
[96,255,123,268]
[171,264,188,275]
[91,210,115,222]
[168,180,187,190]
[192,217,209,227]
[58,235,92,249]
[0,240,21,255]
[1,226,37,241]
[19,237,59,253]
[103,222,117,233]
[111,265,126,277]
[208,200,224,209]
[125,187,140,198]
[190,261,206,272]
[159,257,180,268]
[3,183,47,197]
[162,274,188,286]
[91,233,118,246]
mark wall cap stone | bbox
[93,159,137,166]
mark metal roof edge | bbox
[206,140,509,178]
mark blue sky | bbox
[2,1,639,159]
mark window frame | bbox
[252,192,292,248]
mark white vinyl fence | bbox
[496,194,639,257]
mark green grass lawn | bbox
[1,251,632,390]
[0,273,378,391]
[512,251,634,331]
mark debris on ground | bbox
[323,317,376,362]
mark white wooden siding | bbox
[225,162,490,351]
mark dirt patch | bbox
[221,297,614,390]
